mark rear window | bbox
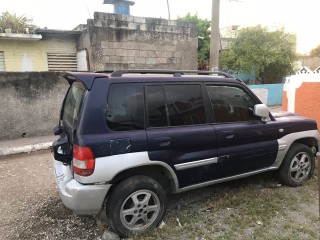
[62,82,86,130]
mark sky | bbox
[1,0,319,54]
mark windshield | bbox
[61,81,86,131]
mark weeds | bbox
[132,169,320,240]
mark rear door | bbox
[103,82,147,156]
[146,83,218,188]
[61,81,87,142]
[53,81,87,163]
[206,84,278,177]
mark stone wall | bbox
[77,12,198,71]
[0,72,68,140]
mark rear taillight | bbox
[72,145,95,176]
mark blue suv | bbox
[52,70,320,237]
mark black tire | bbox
[106,175,167,237]
[279,143,315,187]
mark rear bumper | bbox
[53,159,111,215]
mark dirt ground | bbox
[0,150,319,240]
[0,150,108,240]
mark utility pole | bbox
[166,0,171,20]
[210,0,220,71]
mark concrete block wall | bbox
[77,12,198,71]
[0,72,286,140]
[0,72,68,140]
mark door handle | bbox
[225,134,234,139]
[154,137,171,147]
[221,131,235,139]
[219,155,230,163]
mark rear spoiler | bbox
[62,72,108,90]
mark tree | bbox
[178,13,211,67]
[310,44,320,56]
[220,25,297,84]
[0,11,35,34]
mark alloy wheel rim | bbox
[120,190,161,231]
[289,152,311,182]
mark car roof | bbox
[64,70,242,90]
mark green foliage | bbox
[310,44,320,56]
[220,25,297,84]
[0,11,35,33]
[178,13,211,63]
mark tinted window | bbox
[62,82,86,130]
[165,85,206,126]
[147,86,168,128]
[206,85,257,122]
[106,83,145,131]
[147,84,206,127]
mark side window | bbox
[147,86,168,128]
[206,85,258,123]
[165,85,206,126]
[106,83,145,131]
[147,84,206,127]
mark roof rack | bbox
[110,69,234,78]
[95,70,114,74]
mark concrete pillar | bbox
[210,0,220,71]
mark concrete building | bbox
[220,25,239,50]
[0,30,80,72]
[298,55,320,72]
[77,12,198,71]
[0,12,198,72]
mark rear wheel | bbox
[279,143,315,187]
[106,176,166,237]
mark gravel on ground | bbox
[1,150,319,240]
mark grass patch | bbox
[131,171,320,240]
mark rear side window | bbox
[62,82,86,130]
[106,83,145,131]
[206,85,257,123]
[147,86,168,127]
[147,84,206,127]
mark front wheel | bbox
[106,176,167,237]
[279,143,315,187]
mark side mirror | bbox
[254,104,270,122]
